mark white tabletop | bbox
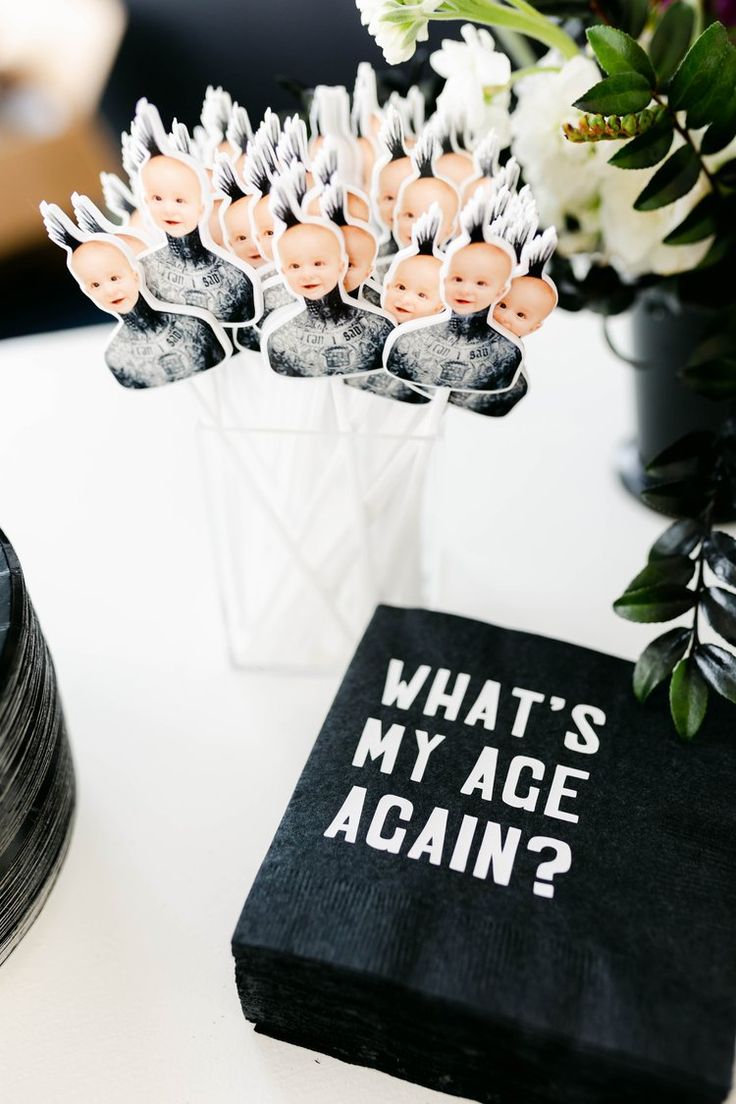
[0,315,729,1103]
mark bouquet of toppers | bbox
[39,70,559,422]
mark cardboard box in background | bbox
[0,0,126,260]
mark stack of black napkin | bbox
[0,529,75,964]
[233,605,736,1104]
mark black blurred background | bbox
[0,0,450,341]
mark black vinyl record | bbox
[0,530,75,965]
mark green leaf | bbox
[587,26,656,82]
[686,52,736,131]
[663,194,719,245]
[624,555,696,593]
[669,22,731,113]
[574,73,652,116]
[642,479,710,517]
[669,656,709,738]
[623,0,649,39]
[704,530,736,587]
[613,583,695,622]
[633,626,692,701]
[701,99,736,154]
[645,430,713,478]
[679,359,736,399]
[694,642,736,703]
[649,518,704,560]
[634,146,700,211]
[703,586,736,645]
[649,1,695,84]
[608,115,674,169]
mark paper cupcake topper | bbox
[199,85,235,167]
[242,113,282,268]
[308,142,372,225]
[371,107,412,263]
[309,85,361,186]
[226,103,253,177]
[493,225,558,340]
[213,157,266,269]
[128,99,261,327]
[385,189,524,397]
[381,203,445,326]
[261,164,392,379]
[460,132,500,203]
[433,112,474,189]
[351,62,382,189]
[319,176,380,304]
[387,86,425,145]
[392,125,460,249]
[40,202,230,389]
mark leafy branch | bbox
[614,424,736,739]
[564,16,736,246]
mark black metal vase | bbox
[609,287,735,517]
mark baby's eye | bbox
[237,234,247,241]
[451,276,462,283]
[111,275,119,282]
[91,281,100,288]
[314,260,324,267]
[288,262,300,270]
[517,311,526,319]
[348,261,356,268]
[176,197,184,204]
[152,194,162,202]
[498,301,507,309]
[397,283,406,291]
[418,292,427,299]
[265,229,274,237]
[477,280,487,287]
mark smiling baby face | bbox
[443,241,511,316]
[383,253,443,323]
[71,240,140,314]
[277,222,345,300]
[141,156,205,237]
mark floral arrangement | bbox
[357,0,736,738]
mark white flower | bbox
[511,54,608,254]
[356,0,444,65]
[598,138,712,278]
[431,25,512,144]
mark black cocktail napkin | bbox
[232,605,736,1103]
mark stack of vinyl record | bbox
[233,605,736,1104]
[0,529,75,965]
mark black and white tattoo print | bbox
[104,298,228,388]
[264,287,392,378]
[387,309,521,392]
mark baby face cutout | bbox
[252,194,276,261]
[277,222,345,300]
[376,157,412,230]
[493,275,557,338]
[394,177,458,248]
[443,241,511,316]
[71,240,140,314]
[437,150,474,188]
[384,253,443,323]
[342,224,376,293]
[141,156,205,237]
[223,197,264,266]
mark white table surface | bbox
[0,314,730,1103]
